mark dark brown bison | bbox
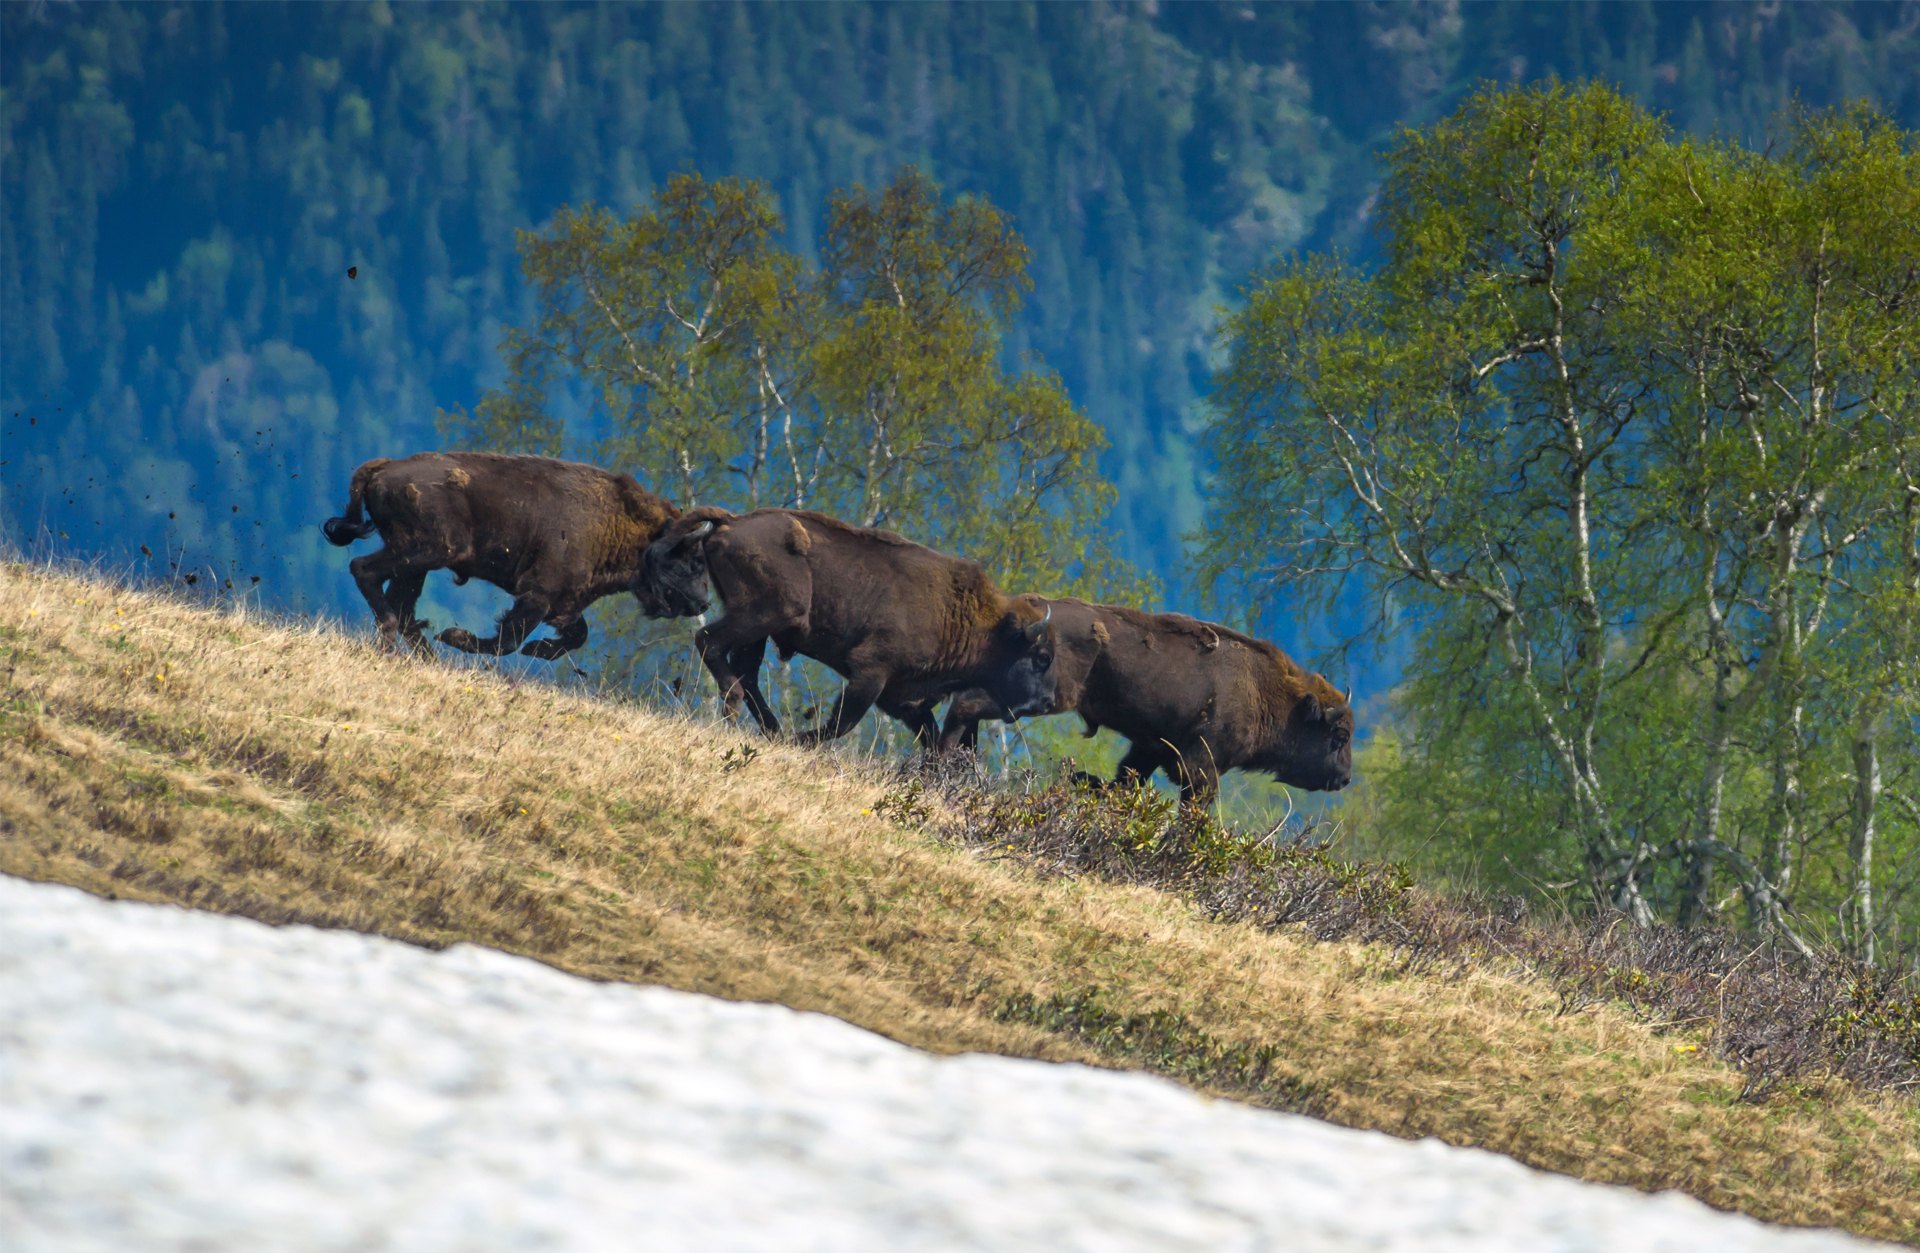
[938,598,1354,804]
[322,452,679,660]
[633,507,1058,745]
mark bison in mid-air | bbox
[938,598,1354,804]
[633,507,1057,745]
[322,452,679,660]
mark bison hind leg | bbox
[348,550,432,653]
[384,569,436,658]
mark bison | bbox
[937,598,1354,804]
[322,452,679,660]
[633,507,1058,745]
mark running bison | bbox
[322,452,679,660]
[633,507,1057,745]
[938,598,1354,804]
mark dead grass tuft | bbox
[1,560,1916,1244]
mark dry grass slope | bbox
[1,561,1916,1245]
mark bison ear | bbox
[1301,692,1324,723]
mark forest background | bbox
[6,1,1920,948]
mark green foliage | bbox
[1203,81,1920,958]
[449,165,1148,685]
[451,173,803,505]
[13,3,1912,622]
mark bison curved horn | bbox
[685,520,714,542]
[1024,603,1052,642]
[1343,683,1352,705]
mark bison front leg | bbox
[878,696,942,751]
[794,671,886,746]
[692,627,780,733]
[1114,742,1167,790]
[1164,741,1222,810]
[726,639,783,733]
[519,615,589,662]
[935,689,1004,754]
[439,593,549,656]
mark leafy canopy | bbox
[1202,81,1919,951]
[451,168,1145,605]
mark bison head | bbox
[633,519,715,619]
[1275,686,1355,792]
[982,602,1058,720]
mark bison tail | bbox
[321,513,376,546]
[321,458,390,546]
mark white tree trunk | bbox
[1845,705,1880,966]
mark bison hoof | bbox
[437,627,481,653]
[520,639,569,661]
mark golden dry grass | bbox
[2,560,1915,1244]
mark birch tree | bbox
[448,168,1122,591]
[1203,82,1672,920]
[1203,82,1920,946]
[811,168,1118,592]
[446,168,1146,714]
[448,174,809,508]
[1624,105,1920,945]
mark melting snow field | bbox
[0,874,1882,1252]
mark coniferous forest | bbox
[6,2,1920,950]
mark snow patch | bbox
[0,875,1880,1252]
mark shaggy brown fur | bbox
[634,507,1058,745]
[941,598,1355,803]
[323,452,679,660]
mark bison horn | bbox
[1025,603,1052,642]
[686,521,714,542]
[1343,683,1352,705]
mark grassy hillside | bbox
[2,560,1916,1244]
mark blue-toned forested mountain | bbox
[5,1,1916,641]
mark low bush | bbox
[913,761,1920,1101]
